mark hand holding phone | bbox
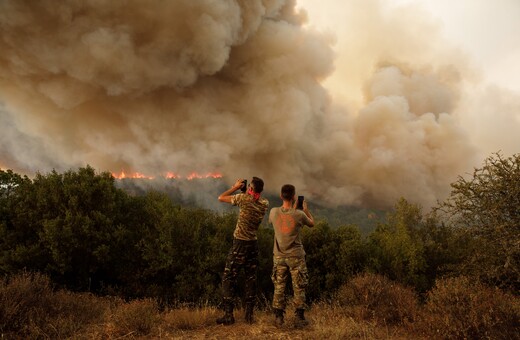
[296,195,304,210]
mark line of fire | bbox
[111,170,223,180]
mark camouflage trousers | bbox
[221,238,259,309]
[271,256,309,310]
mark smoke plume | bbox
[0,0,516,208]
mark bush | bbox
[0,271,107,338]
[436,153,520,292]
[335,272,418,325]
[420,276,520,339]
[0,271,53,333]
[25,291,108,338]
[111,298,159,336]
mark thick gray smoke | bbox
[1,0,507,208]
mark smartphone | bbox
[240,179,247,193]
[296,195,304,209]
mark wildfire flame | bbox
[111,170,155,180]
[186,172,223,180]
[165,172,181,179]
[111,170,223,180]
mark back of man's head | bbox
[251,177,264,193]
[281,184,295,201]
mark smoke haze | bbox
[1,0,517,208]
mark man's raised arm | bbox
[218,178,246,203]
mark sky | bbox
[297,0,520,158]
[0,0,518,209]
[298,0,520,92]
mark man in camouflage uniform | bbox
[216,177,269,325]
[269,184,314,327]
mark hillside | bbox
[115,178,386,234]
[2,272,518,339]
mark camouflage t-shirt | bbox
[230,193,269,241]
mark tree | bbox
[366,198,427,291]
[34,166,129,290]
[417,214,470,291]
[0,170,49,275]
[437,153,520,292]
[331,224,365,286]
[0,170,31,232]
[302,221,365,301]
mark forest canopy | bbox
[1,153,518,304]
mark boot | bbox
[216,305,235,325]
[273,308,284,327]
[245,304,254,324]
[295,308,309,327]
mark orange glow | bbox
[186,172,223,180]
[111,170,223,180]
[112,170,155,180]
[165,172,181,179]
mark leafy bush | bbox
[420,276,520,339]
[366,199,428,292]
[335,272,418,325]
[437,153,520,292]
[303,222,365,302]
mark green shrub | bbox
[421,276,520,339]
[335,272,418,325]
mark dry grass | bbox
[334,272,418,326]
[156,306,398,340]
[0,272,110,338]
[417,276,520,339]
[1,272,518,339]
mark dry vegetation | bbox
[1,272,518,339]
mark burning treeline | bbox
[0,0,483,208]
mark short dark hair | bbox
[251,177,264,193]
[281,184,295,201]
